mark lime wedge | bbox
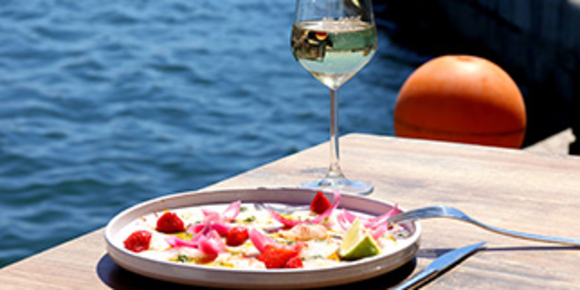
[338,218,380,260]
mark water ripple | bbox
[0,0,420,267]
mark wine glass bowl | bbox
[291,17,377,90]
[291,0,377,195]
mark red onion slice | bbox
[249,228,275,253]
[197,235,219,261]
[365,204,401,229]
[187,224,204,234]
[370,223,389,240]
[222,200,242,222]
[211,222,232,236]
[337,204,401,230]
[337,209,352,231]
[165,236,198,248]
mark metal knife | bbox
[392,242,486,290]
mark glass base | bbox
[300,178,373,196]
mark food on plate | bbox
[156,212,186,233]
[120,191,411,269]
[225,226,249,247]
[310,191,332,214]
[123,230,152,253]
[338,218,380,260]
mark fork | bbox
[388,205,580,246]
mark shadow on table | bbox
[481,245,580,252]
[96,254,416,290]
[97,245,580,289]
[416,245,580,258]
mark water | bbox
[0,0,428,267]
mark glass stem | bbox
[328,88,345,180]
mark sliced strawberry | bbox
[226,226,249,247]
[156,212,185,233]
[310,191,332,214]
[258,244,299,269]
[284,256,303,268]
[123,230,152,253]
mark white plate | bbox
[105,188,421,289]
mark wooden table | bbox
[2,134,580,289]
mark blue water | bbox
[0,0,428,267]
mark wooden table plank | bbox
[2,134,580,289]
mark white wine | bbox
[291,18,377,90]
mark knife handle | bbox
[391,268,438,290]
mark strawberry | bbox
[284,256,303,269]
[226,226,249,247]
[123,230,152,253]
[310,191,332,214]
[258,244,299,269]
[156,212,185,233]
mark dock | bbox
[524,128,575,155]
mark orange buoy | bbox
[394,55,526,148]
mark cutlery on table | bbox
[388,205,580,246]
[392,242,486,290]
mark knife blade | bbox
[392,242,486,290]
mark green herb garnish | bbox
[243,216,256,223]
[302,254,324,261]
[177,254,192,263]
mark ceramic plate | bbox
[105,188,421,289]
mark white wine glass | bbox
[291,0,377,195]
